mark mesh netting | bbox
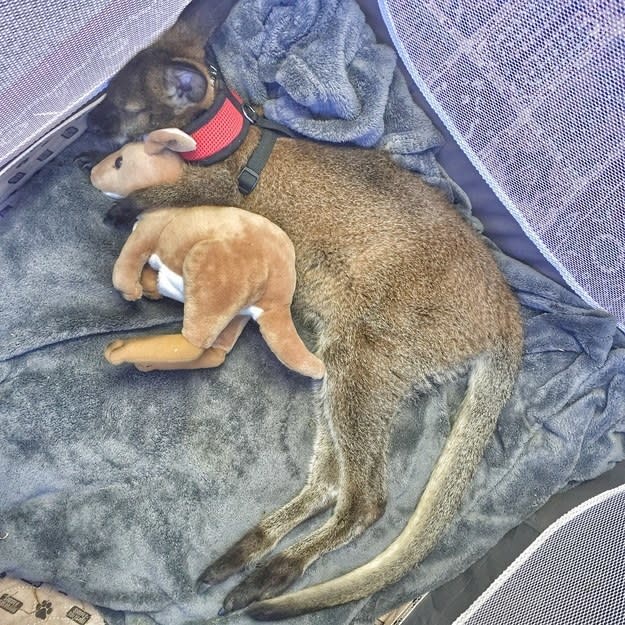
[380,0,625,328]
[452,484,625,625]
[0,0,191,169]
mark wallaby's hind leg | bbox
[200,414,339,586]
[218,340,404,613]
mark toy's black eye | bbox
[114,156,123,169]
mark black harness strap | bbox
[237,109,296,195]
[238,129,278,195]
[201,47,296,195]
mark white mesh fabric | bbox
[379,0,625,328]
[452,484,625,625]
[0,0,192,169]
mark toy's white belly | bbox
[148,254,263,320]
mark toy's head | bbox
[90,128,196,198]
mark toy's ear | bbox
[144,128,197,155]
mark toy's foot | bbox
[134,362,163,372]
[133,348,228,372]
[104,334,217,370]
[105,339,138,365]
[114,281,143,302]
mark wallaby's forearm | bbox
[133,165,239,209]
[105,165,240,225]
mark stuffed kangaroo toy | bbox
[91,129,324,379]
[87,22,523,621]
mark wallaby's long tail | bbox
[247,341,521,620]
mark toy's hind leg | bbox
[200,410,338,587]
[105,333,205,367]
[181,240,252,349]
[135,316,250,371]
[134,347,227,371]
[107,241,250,371]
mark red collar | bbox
[180,86,251,165]
[179,67,294,194]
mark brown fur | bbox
[89,24,523,621]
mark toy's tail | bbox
[247,341,520,620]
[257,307,325,379]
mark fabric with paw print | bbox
[0,575,106,625]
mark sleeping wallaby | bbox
[87,21,523,621]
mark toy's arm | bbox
[112,212,173,301]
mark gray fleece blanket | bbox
[2,1,625,625]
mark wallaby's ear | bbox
[144,129,197,155]
[164,62,207,107]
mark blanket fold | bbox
[1,2,624,625]
[211,0,469,206]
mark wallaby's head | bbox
[90,128,196,198]
[88,23,218,145]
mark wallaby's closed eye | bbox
[88,20,523,621]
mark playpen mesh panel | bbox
[0,0,191,169]
[379,0,625,328]
[452,485,625,625]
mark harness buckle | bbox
[238,166,260,194]
[242,103,258,124]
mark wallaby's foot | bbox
[200,527,271,589]
[201,423,340,610]
[220,553,306,614]
[218,494,385,613]
[73,151,102,173]
[200,441,339,593]
[104,197,142,227]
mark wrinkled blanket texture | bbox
[1,1,624,625]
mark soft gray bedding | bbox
[1,1,625,625]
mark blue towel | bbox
[211,0,470,209]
